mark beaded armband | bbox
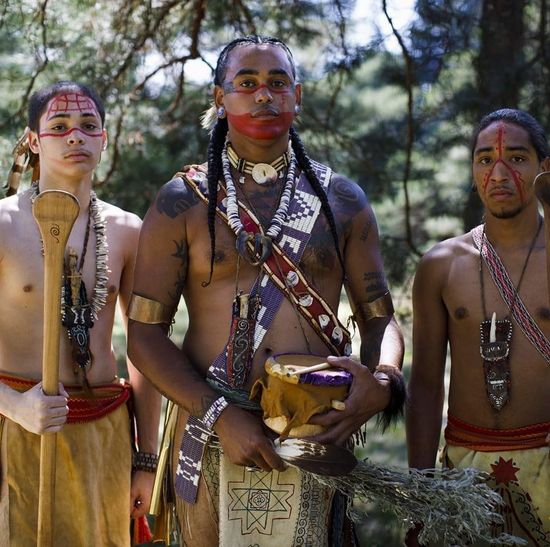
[374,365,406,432]
[133,451,159,473]
[353,291,394,323]
[127,293,174,325]
[203,396,229,430]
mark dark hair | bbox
[28,81,105,131]
[203,36,344,285]
[471,108,549,161]
[214,35,297,86]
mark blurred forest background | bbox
[2,0,550,544]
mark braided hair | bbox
[203,35,344,285]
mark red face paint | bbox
[227,111,294,140]
[222,82,294,95]
[39,126,103,138]
[481,123,525,202]
[46,93,98,118]
[39,93,103,138]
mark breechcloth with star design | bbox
[443,414,550,546]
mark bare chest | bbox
[0,227,120,315]
[185,204,343,290]
[444,248,550,326]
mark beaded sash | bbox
[175,161,352,503]
[472,225,550,365]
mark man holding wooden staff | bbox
[407,109,550,545]
[128,35,405,546]
[0,81,160,545]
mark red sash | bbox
[445,414,550,451]
[0,373,131,423]
[182,167,352,356]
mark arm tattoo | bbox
[190,394,219,418]
[363,271,388,297]
[168,240,188,302]
[156,179,199,218]
[359,218,373,241]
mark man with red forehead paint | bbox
[407,109,550,546]
[0,81,160,545]
[127,36,404,545]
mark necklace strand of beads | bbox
[30,183,109,319]
[222,140,297,242]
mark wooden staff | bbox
[534,171,550,306]
[32,190,79,547]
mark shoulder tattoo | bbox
[330,176,368,217]
[156,178,200,218]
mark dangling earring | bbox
[294,104,301,115]
[217,106,226,119]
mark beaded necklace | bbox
[30,183,109,385]
[30,183,109,318]
[226,141,291,185]
[222,140,297,266]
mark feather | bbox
[275,438,357,476]
[5,127,39,196]
[200,104,218,132]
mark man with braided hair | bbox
[128,35,404,546]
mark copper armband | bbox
[127,294,174,325]
[353,291,394,322]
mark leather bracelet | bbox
[133,451,159,473]
[203,396,229,430]
[375,366,406,432]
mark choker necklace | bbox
[30,183,109,386]
[479,218,542,411]
[226,142,291,185]
[222,141,296,266]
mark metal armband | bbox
[353,291,394,323]
[127,293,175,325]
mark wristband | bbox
[133,451,159,473]
[203,396,229,430]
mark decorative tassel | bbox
[131,515,153,545]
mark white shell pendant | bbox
[286,271,299,287]
[318,314,330,328]
[252,163,278,184]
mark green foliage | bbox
[3,2,550,540]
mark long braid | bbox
[289,126,346,275]
[204,34,295,284]
[203,117,228,287]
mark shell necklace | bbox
[221,140,297,266]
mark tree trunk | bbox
[463,0,527,230]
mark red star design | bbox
[490,457,520,485]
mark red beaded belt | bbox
[0,373,131,423]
